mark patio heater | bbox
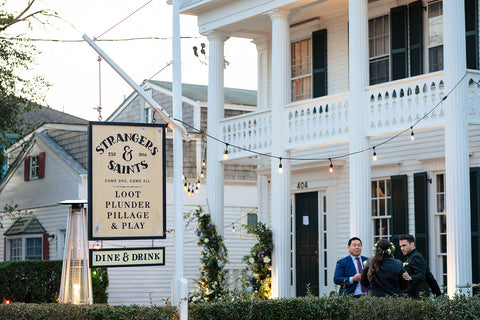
[59,200,93,304]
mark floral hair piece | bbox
[373,241,395,255]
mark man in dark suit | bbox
[399,234,429,298]
[334,237,368,296]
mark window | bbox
[291,38,312,101]
[428,1,444,72]
[30,155,39,180]
[9,239,22,261]
[371,179,392,241]
[24,152,45,181]
[8,236,43,261]
[26,237,43,260]
[241,208,258,238]
[369,15,390,85]
[435,173,447,288]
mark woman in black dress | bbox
[360,239,407,297]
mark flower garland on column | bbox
[240,222,273,299]
[189,206,229,303]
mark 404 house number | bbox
[297,181,308,189]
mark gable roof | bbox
[148,80,257,106]
[22,106,88,127]
[4,216,46,235]
[35,132,87,175]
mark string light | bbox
[200,170,204,178]
[197,180,201,188]
[410,127,415,141]
[329,158,334,173]
[232,225,236,233]
[372,147,378,161]
[183,182,188,191]
[195,185,199,193]
[223,143,229,160]
[202,159,206,166]
[170,72,466,167]
[278,157,283,173]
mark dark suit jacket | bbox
[360,256,406,297]
[401,249,429,298]
[334,255,368,295]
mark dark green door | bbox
[295,192,319,296]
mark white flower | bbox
[263,256,271,264]
[204,238,209,243]
[249,257,255,264]
[363,259,368,266]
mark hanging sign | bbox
[90,247,165,268]
[88,122,166,240]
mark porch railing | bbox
[219,71,480,160]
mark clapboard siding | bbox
[104,182,257,305]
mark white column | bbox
[269,9,291,298]
[257,174,269,223]
[252,37,269,111]
[206,32,227,235]
[348,0,372,254]
[172,0,187,316]
[443,0,472,297]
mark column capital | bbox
[202,31,229,43]
[266,8,290,22]
[251,35,268,50]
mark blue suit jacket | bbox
[334,255,368,295]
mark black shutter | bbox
[465,0,479,69]
[391,5,408,80]
[409,1,423,76]
[391,175,408,260]
[414,172,429,265]
[470,167,480,295]
[312,29,327,98]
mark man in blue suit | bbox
[334,237,368,296]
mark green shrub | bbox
[0,303,178,320]
[0,261,108,304]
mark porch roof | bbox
[4,216,46,236]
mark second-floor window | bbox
[30,155,39,180]
[428,1,444,72]
[291,38,312,102]
[369,15,390,85]
[24,152,45,181]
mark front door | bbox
[295,192,318,296]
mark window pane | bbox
[26,238,42,260]
[9,239,22,261]
[372,200,378,216]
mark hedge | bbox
[0,260,108,304]
[1,294,480,320]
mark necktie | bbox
[356,257,366,293]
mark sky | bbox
[7,0,258,121]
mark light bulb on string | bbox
[223,143,229,160]
[278,157,283,173]
[329,158,334,173]
[195,185,199,193]
[197,180,201,188]
[202,159,206,167]
[410,127,415,141]
[200,170,204,178]
[232,225,236,233]
[183,182,188,191]
[372,147,378,161]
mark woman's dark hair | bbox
[367,239,392,281]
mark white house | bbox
[177,0,480,298]
[0,81,259,305]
